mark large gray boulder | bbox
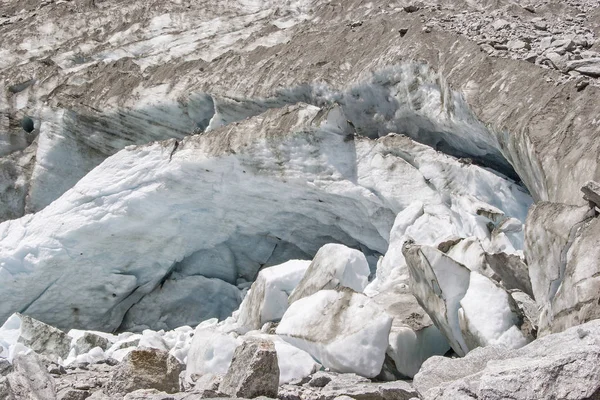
[219,338,279,399]
[413,319,600,400]
[107,348,182,396]
[6,352,57,400]
[0,313,71,361]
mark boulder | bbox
[237,260,310,331]
[107,348,182,395]
[413,319,600,400]
[581,180,600,207]
[219,338,279,399]
[6,352,57,400]
[276,289,392,378]
[74,332,111,355]
[288,244,370,304]
[0,313,71,361]
[0,358,11,376]
[484,252,533,297]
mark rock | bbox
[403,243,471,356]
[58,389,91,400]
[288,244,370,304]
[237,260,310,331]
[107,348,182,395]
[531,18,547,30]
[276,289,392,378]
[219,338,279,399]
[545,52,568,71]
[75,333,111,355]
[414,319,600,399]
[507,40,530,50]
[0,358,12,376]
[582,181,600,207]
[484,252,533,297]
[566,58,600,77]
[280,373,418,400]
[492,19,510,30]
[6,352,57,400]
[0,313,71,361]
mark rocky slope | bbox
[1,0,600,399]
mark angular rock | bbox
[581,180,600,207]
[566,58,600,77]
[220,338,279,399]
[288,244,370,304]
[492,19,510,30]
[7,352,57,400]
[0,313,71,361]
[58,389,91,400]
[107,348,182,395]
[237,260,310,331]
[276,289,392,378]
[0,358,11,376]
[484,252,533,297]
[75,332,111,355]
[414,319,600,400]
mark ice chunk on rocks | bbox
[276,289,392,378]
[237,260,310,331]
[288,244,370,304]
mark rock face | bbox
[237,260,311,331]
[5,352,57,400]
[219,339,280,399]
[107,348,182,396]
[413,319,600,400]
[0,313,71,361]
[276,289,392,378]
[288,243,370,304]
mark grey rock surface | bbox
[220,339,280,399]
[6,352,57,400]
[107,348,182,396]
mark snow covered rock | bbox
[458,272,533,350]
[276,289,392,378]
[219,338,279,399]
[288,244,370,304]
[107,348,182,396]
[237,260,310,331]
[413,319,600,400]
[402,243,471,356]
[0,313,71,362]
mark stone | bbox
[507,40,530,50]
[484,252,533,297]
[545,52,567,71]
[0,358,12,376]
[492,19,510,30]
[75,333,111,354]
[531,18,547,30]
[581,180,600,207]
[567,58,600,77]
[0,313,71,361]
[58,389,92,400]
[6,352,57,400]
[414,319,600,400]
[219,338,279,398]
[107,348,182,395]
[288,243,370,304]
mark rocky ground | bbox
[1,0,600,399]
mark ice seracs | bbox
[276,289,392,378]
